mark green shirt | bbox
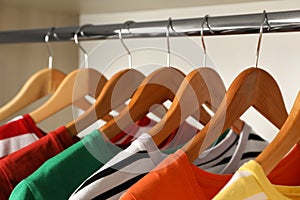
[10,128,231,200]
[9,130,121,200]
[9,130,180,200]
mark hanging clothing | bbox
[110,116,179,149]
[213,160,300,200]
[69,123,267,200]
[69,133,174,200]
[0,114,45,158]
[267,144,300,186]
[9,130,120,200]
[121,142,300,200]
[194,123,267,174]
[120,149,232,200]
[9,118,197,200]
[213,144,300,199]
[0,126,78,200]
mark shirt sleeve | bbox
[9,180,35,200]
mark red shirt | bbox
[110,116,198,149]
[0,126,77,199]
[0,114,45,158]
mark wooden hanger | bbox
[100,67,187,139]
[255,92,300,175]
[29,68,108,123]
[182,12,288,162]
[182,67,288,162]
[150,67,244,145]
[149,17,243,145]
[66,22,168,137]
[66,68,145,136]
[30,26,109,123]
[0,68,65,121]
[0,29,69,121]
[100,18,215,140]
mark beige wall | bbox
[80,0,300,141]
[0,4,79,132]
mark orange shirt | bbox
[120,149,232,200]
[121,145,300,200]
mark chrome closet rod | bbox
[1,9,300,43]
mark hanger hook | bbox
[44,27,55,69]
[166,17,175,67]
[255,10,271,68]
[119,21,134,69]
[74,24,93,68]
[200,15,210,67]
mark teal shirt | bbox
[9,130,180,200]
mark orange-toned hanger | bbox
[0,28,66,121]
[30,25,108,124]
[66,21,167,137]
[182,11,289,162]
[255,92,300,175]
[150,16,244,145]
[100,18,212,140]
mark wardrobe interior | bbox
[1,0,300,139]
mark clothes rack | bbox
[1,9,300,44]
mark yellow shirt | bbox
[213,160,300,200]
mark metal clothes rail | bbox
[1,10,300,43]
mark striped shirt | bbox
[195,123,268,174]
[69,123,268,200]
[0,114,45,159]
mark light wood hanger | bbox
[255,92,300,175]
[66,68,145,136]
[100,18,214,139]
[150,67,244,145]
[182,12,288,162]
[0,68,65,121]
[0,29,68,121]
[29,68,108,123]
[99,19,182,139]
[182,67,288,162]
[100,67,187,139]
[150,16,244,145]
[30,26,108,123]
[66,22,167,137]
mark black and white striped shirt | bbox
[69,123,268,200]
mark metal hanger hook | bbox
[200,15,210,67]
[74,24,93,68]
[166,17,175,67]
[44,27,55,69]
[119,21,134,69]
[255,10,271,68]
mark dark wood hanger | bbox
[182,67,288,162]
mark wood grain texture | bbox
[30,68,107,123]
[256,92,300,175]
[182,67,288,162]
[100,67,186,139]
[150,67,244,145]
